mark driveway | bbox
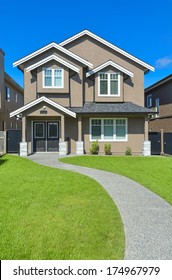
[28,153,172,260]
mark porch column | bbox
[20,116,28,156]
[78,116,82,141]
[61,115,65,142]
[144,116,149,141]
[76,116,84,155]
[59,115,68,156]
[22,116,26,142]
[143,116,151,156]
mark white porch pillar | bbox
[76,116,84,155]
[143,117,151,156]
[20,116,28,156]
[59,115,68,156]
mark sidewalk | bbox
[28,153,172,260]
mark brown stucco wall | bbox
[82,116,145,155]
[64,35,145,106]
[23,48,84,107]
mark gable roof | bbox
[13,42,93,69]
[10,96,76,118]
[86,60,133,78]
[26,54,80,73]
[145,74,172,92]
[59,30,155,73]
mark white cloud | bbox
[155,56,172,68]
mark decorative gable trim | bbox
[86,60,134,78]
[26,54,80,73]
[10,96,76,118]
[13,42,93,68]
[59,30,155,72]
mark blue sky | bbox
[1,0,172,88]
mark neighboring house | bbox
[0,49,23,131]
[145,74,172,132]
[10,30,154,156]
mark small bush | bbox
[104,143,112,155]
[125,147,132,156]
[90,140,99,155]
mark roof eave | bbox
[59,29,155,72]
[13,42,93,69]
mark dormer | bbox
[86,60,133,102]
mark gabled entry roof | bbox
[26,54,80,73]
[86,60,134,78]
[10,96,76,118]
[59,30,155,73]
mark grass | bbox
[0,155,124,260]
[60,156,172,206]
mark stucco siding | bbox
[82,116,145,155]
[65,35,145,106]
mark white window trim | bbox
[98,72,120,97]
[90,118,128,142]
[147,94,152,108]
[42,68,64,88]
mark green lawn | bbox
[60,156,172,206]
[0,155,124,260]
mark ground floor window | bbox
[90,118,127,141]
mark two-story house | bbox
[145,74,172,132]
[10,30,154,156]
[0,48,23,131]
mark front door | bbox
[33,122,59,152]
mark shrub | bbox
[125,147,132,156]
[90,140,99,155]
[104,143,112,155]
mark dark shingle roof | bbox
[69,102,155,114]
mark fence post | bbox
[160,129,164,155]
[0,131,6,155]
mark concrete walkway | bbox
[28,153,172,260]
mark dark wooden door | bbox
[47,122,59,152]
[33,122,46,152]
[33,122,59,152]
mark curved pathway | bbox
[28,153,172,260]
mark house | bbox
[145,74,172,132]
[10,30,154,156]
[0,49,23,131]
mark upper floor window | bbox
[6,87,10,102]
[43,68,64,88]
[98,72,120,96]
[147,94,152,108]
[155,98,160,117]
